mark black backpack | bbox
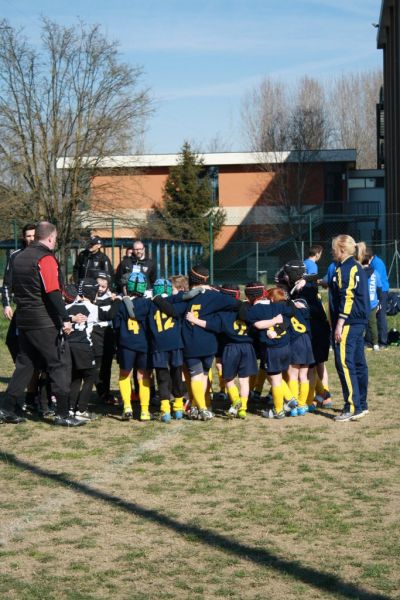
[386,292,400,316]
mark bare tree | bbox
[241,76,331,254]
[0,18,152,267]
[330,69,382,169]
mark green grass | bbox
[1,317,400,599]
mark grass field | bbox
[0,316,400,600]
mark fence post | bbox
[209,214,214,284]
[255,241,259,280]
[396,240,399,289]
[111,218,115,268]
[13,219,18,250]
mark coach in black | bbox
[115,239,156,291]
[73,236,114,284]
[0,221,84,426]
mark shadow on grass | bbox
[0,451,391,600]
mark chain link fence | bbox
[1,214,399,287]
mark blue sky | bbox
[0,0,383,154]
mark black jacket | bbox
[73,249,114,283]
[115,255,157,289]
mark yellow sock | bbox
[138,378,150,413]
[272,385,284,414]
[191,380,206,410]
[227,385,240,406]
[255,369,267,394]
[288,380,299,402]
[239,396,248,411]
[172,397,184,411]
[119,375,132,413]
[160,399,170,415]
[307,381,316,406]
[282,380,293,401]
[299,382,310,407]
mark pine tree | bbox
[156,142,225,247]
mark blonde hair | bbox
[169,275,189,292]
[332,235,356,258]
[355,241,366,263]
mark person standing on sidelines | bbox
[304,245,323,275]
[115,239,157,291]
[73,236,114,285]
[329,235,369,422]
[370,250,389,347]
[0,221,85,427]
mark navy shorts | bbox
[290,335,315,366]
[118,347,149,372]
[260,344,290,375]
[152,349,183,369]
[222,343,258,380]
[310,322,331,364]
[185,354,214,377]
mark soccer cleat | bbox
[75,410,98,421]
[307,403,317,413]
[188,406,199,420]
[174,410,183,420]
[284,398,298,413]
[0,409,27,424]
[228,402,241,418]
[297,406,308,416]
[315,391,333,408]
[237,409,247,419]
[140,411,151,421]
[121,410,133,421]
[334,411,354,422]
[54,415,86,427]
[199,409,214,421]
[289,407,298,417]
[161,412,171,423]
[261,408,285,419]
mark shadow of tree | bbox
[0,452,392,599]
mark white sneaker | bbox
[75,410,97,421]
[373,344,380,351]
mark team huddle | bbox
[0,223,375,426]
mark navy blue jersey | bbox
[113,297,151,352]
[168,288,239,358]
[242,302,290,348]
[203,312,253,346]
[147,302,183,352]
[329,256,369,328]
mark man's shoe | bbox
[0,409,27,424]
[54,415,86,427]
[334,411,354,422]
[350,411,365,421]
[199,409,214,421]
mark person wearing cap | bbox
[115,240,156,292]
[73,236,114,284]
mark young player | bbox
[113,272,152,421]
[147,278,185,422]
[92,272,117,405]
[238,283,288,419]
[186,284,258,419]
[361,251,382,351]
[165,265,240,421]
[66,281,100,421]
